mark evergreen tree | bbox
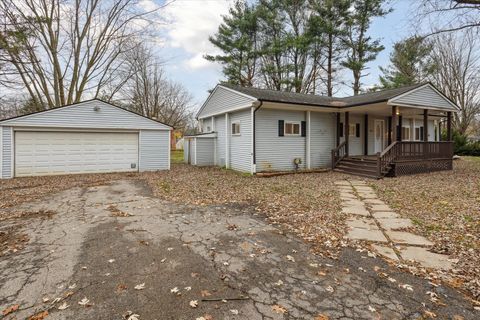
[341,0,391,95]
[379,36,434,88]
[205,0,259,87]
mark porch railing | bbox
[377,141,454,177]
[331,141,347,170]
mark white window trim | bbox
[231,121,241,136]
[402,126,411,141]
[284,121,301,136]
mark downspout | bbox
[252,100,263,174]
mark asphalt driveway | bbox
[0,179,478,319]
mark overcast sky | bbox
[150,0,416,110]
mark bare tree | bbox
[0,0,159,110]
[430,31,480,134]
[120,45,195,130]
[416,0,480,35]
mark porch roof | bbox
[222,83,459,112]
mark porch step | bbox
[334,157,391,179]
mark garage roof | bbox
[0,99,173,130]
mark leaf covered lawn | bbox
[369,157,480,299]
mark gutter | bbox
[252,100,263,173]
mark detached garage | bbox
[0,99,172,179]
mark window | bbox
[231,122,240,135]
[402,127,410,141]
[206,126,211,132]
[285,121,300,135]
[348,123,357,137]
[415,126,424,140]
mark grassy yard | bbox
[369,157,480,298]
[171,149,184,164]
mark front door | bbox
[374,120,384,153]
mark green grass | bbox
[171,150,184,164]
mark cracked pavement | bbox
[0,179,478,319]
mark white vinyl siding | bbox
[197,86,255,119]
[201,118,213,132]
[310,112,336,168]
[215,116,226,166]
[195,138,215,166]
[14,131,139,177]
[139,130,169,171]
[228,109,252,172]
[1,100,171,131]
[1,126,12,179]
[256,108,306,172]
[389,85,455,110]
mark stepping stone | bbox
[378,218,413,230]
[372,211,400,219]
[370,204,392,211]
[372,244,399,261]
[357,192,377,198]
[338,186,354,192]
[398,246,452,270]
[340,192,356,199]
[342,199,364,207]
[346,217,378,230]
[386,231,433,246]
[349,180,367,185]
[354,186,374,192]
[346,228,388,242]
[334,181,351,186]
[342,206,369,216]
[364,199,385,205]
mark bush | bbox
[445,130,480,156]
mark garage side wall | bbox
[195,138,215,166]
[1,126,13,179]
[139,130,170,171]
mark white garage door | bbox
[15,131,139,177]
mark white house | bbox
[187,83,459,178]
[0,99,172,179]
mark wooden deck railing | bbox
[331,141,347,170]
[376,141,454,177]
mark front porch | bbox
[332,103,455,178]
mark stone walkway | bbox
[336,180,453,270]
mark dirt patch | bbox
[369,157,480,299]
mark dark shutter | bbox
[278,120,284,136]
[420,127,424,140]
[301,121,306,137]
[356,123,360,137]
[340,123,344,137]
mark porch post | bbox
[391,106,398,145]
[387,116,392,145]
[447,111,452,141]
[423,109,428,142]
[345,111,349,156]
[398,115,403,142]
[336,112,341,147]
[438,120,442,141]
[364,114,368,155]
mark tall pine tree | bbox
[341,0,391,95]
[379,36,434,88]
[205,1,259,87]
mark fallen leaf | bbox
[286,255,295,262]
[2,304,19,316]
[368,305,376,312]
[78,297,90,306]
[424,310,437,318]
[134,283,145,290]
[325,286,334,293]
[170,287,179,294]
[108,259,115,263]
[200,290,211,297]
[58,302,69,310]
[28,310,48,320]
[230,309,239,315]
[315,315,329,320]
[190,300,198,308]
[271,304,288,314]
